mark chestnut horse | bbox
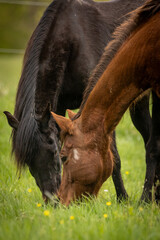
[4,0,145,201]
[52,0,160,205]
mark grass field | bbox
[0,55,160,240]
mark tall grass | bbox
[0,55,160,240]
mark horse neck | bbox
[81,11,160,135]
[80,20,155,134]
[81,62,142,135]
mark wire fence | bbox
[0,48,25,54]
[0,0,50,54]
[0,0,50,6]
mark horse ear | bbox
[51,112,73,134]
[67,109,76,120]
[3,111,19,130]
[35,103,51,130]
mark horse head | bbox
[51,110,113,206]
[4,105,61,202]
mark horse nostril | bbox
[61,156,67,163]
[48,139,53,145]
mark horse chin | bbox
[41,172,61,203]
[42,190,60,206]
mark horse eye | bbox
[61,156,67,163]
[48,139,53,145]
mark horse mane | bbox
[78,0,160,113]
[12,0,68,170]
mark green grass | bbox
[0,55,160,240]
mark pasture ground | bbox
[0,55,160,240]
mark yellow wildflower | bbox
[103,214,108,218]
[125,171,129,175]
[43,210,50,216]
[37,203,42,207]
[106,202,111,206]
[60,220,64,224]
[27,188,32,193]
[70,216,74,220]
[139,207,143,212]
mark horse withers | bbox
[52,0,160,205]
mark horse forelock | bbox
[12,115,39,170]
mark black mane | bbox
[12,0,66,169]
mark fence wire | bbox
[0,48,25,54]
[0,0,50,6]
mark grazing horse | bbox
[4,0,144,201]
[52,0,160,206]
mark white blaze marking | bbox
[73,148,80,161]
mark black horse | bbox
[4,0,146,201]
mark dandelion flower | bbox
[60,220,64,224]
[139,207,143,212]
[106,202,111,206]
[70,216,74,220]
[37,203,42,207]
[43,210,50,216]
[103,214,108,218]
[27,188,32,193]
[125,171,129,175]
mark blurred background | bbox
[0,0,52,52]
